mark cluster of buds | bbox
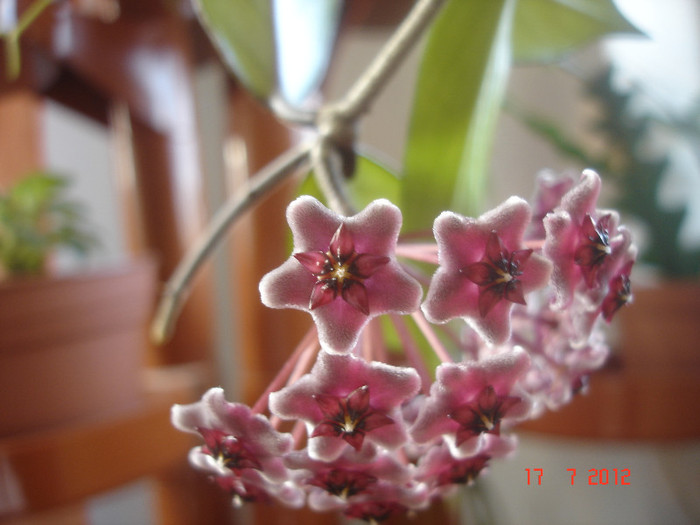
[172,170,636,522]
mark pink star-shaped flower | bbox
[526,170,576,240]
[259,196,423,353]
[410,349,531,458]
[285,447,412,512]
[543,169,633,307]
[172,388,292,483]
[268,350,421,461]
[415,436,515,494]
[422,196,552,344]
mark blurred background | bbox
[0,0,698,524]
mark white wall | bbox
[41,100,129,273]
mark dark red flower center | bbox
[437,454,491,486]
[462,231,532,317]
[198,427,262,471]
[214,476,270,507]
[294,224,389,315]
[311,385,394,451]
[344,501,406,523]
[309,469,378,499]
[448,385,521,446]
[575,213,613,286]
[601,260,633,321]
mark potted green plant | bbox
[0,171,95,278]
[0,172,157,436]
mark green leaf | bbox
[298,153,401,210]
[513,0,641,63]
[193,0,277,99]
[402,0,517,231]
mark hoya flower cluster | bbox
[172,170,636,522]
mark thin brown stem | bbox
[151,141,312,343]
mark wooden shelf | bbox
[0,366,206,519]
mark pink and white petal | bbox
[268,480,306,509]
[269,376,325,422]
[437,350,530,404]
[543,212,579,308]
[368,418,411,450]
[479,196,532,248]
[312,299,369,352]
[259,258,318,310]
[422,268,479,324]
[314,351,421,410]
[520,252,552,292]
[466,298,512,344]
[433,211,485,270]
[445,432,488,459]
[171,394,217,434]
[188,446,230,476]
[410,396,459,444]
[347,199,402,255]
[286,195,342,252]
[362,264,423,316]
[560,169,602,222]
[214,398,294,456]
[308,434,353,461]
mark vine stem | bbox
[310,0,447,215]
[150,142,312,343]
[411,311,453,364]
[3,0,55,79]
[333,0,447,121]
[152,0,448,341]
[251,325,318,415]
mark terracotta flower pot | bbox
[0,258,157,436]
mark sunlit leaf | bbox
[402,0,517,230]
[273,0,343,107]
[513,0,641,63]
[193,0,277,99]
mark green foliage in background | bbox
[0,173,96,278]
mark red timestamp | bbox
[525,468,631,486]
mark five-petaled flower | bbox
[411,349,531,457]
[311,385,394,451]
[259,196,423,353]
[462,231,533,317]
[415,436,514,493]
[422,196,552,344]
[171,388,305,508]
[285,446,413,512]
[544,170,633,307]
[448,385,521,445]
[269,350,421,461]
[172,388,293,482]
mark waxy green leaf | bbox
[402,0,517,230]
[513,0,641,63]
[193,0,342,106]
[193,0,277,99]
